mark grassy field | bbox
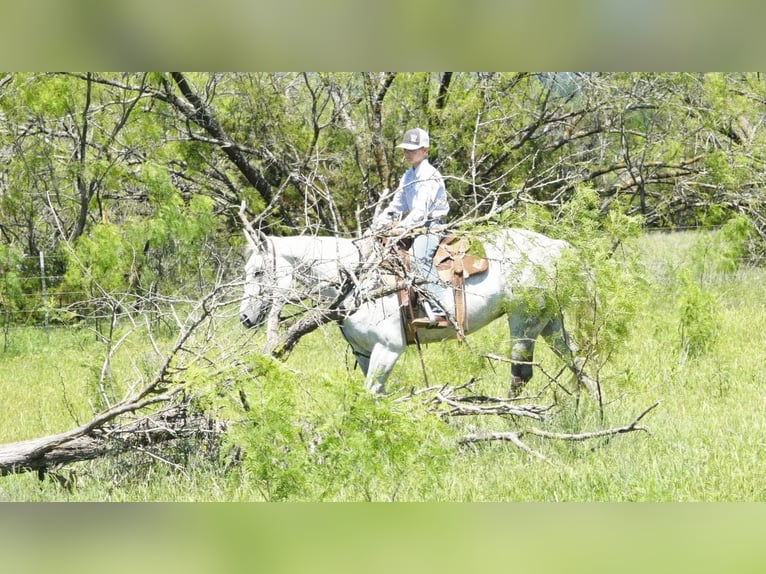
[2,230,766,501]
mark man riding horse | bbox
[373,127,450,328]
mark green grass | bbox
[0,327,102,442]
[3,230,766,501]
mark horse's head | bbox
[240,241,272,329]
[239,202,274,329]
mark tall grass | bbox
[2,229,766,501]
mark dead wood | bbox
[433,385,552,420]
[456,400,661,461]
[398,381,661,462]
[0,397,223,477]
[0,285,233,479]
[270,278,411,359]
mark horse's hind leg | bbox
[507,311,546,396]
[509,337,536,396]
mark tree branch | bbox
[457,401,661,459]
[0,278,236,478]
[160,72,276,207]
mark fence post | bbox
[40,251,49,338]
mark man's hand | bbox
[371,220,393,233]
[384,225,407,237]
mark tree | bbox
[3,72,766,327]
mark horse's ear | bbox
[239,201,265,250]
[243,228,258,250]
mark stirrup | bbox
[411,301,449,329]
[411,316,449,329]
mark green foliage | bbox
[0,245,27,318]
[204,351,451,501]
[137,192,221,293]
[676,268,719,358]
[540,185,648,362]
[59,164,224,304]
[717,214,755,270]
[22,73,75,118]
[141,166,219,275]
[686,214,754,281]
[705,150,741,189]
[553,184,605,240]
[306,387,451,501]
[670,217,751,358]
[231,366,310,501]
[61,223,131,298]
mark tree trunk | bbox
[0,402,221,477]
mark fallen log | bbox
[0,400,222,477]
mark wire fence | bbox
[1,246,247,342]
[1,252,69,328]
[2,224,765,341]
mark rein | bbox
[264,236,278,278]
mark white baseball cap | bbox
[396,127,430,150]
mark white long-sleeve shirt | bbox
[376,159,449,229]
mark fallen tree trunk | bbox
[0,433,111,475]
[0,399,221,477]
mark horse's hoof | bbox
[509,376,526,398]
[366,382,386,395]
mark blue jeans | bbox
[412,232,446,312]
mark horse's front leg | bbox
[364,343,403,395]
[262,301,285,355]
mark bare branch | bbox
[459,431,550,462]
[529,400,661,441]
[455,400,661,461]
[393,379,660,461]
[434,387,551,420]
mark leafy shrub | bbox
[685,214,754,280]
[210,353,451,501]
[677,269,719,358]
[306,387,451,501]
[537,186,649,372]
[671,215,752,358]
[58,166,228,311]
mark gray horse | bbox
[240,228,597,397]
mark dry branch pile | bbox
[396,379,661,462]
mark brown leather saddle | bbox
[389,234,489,344]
